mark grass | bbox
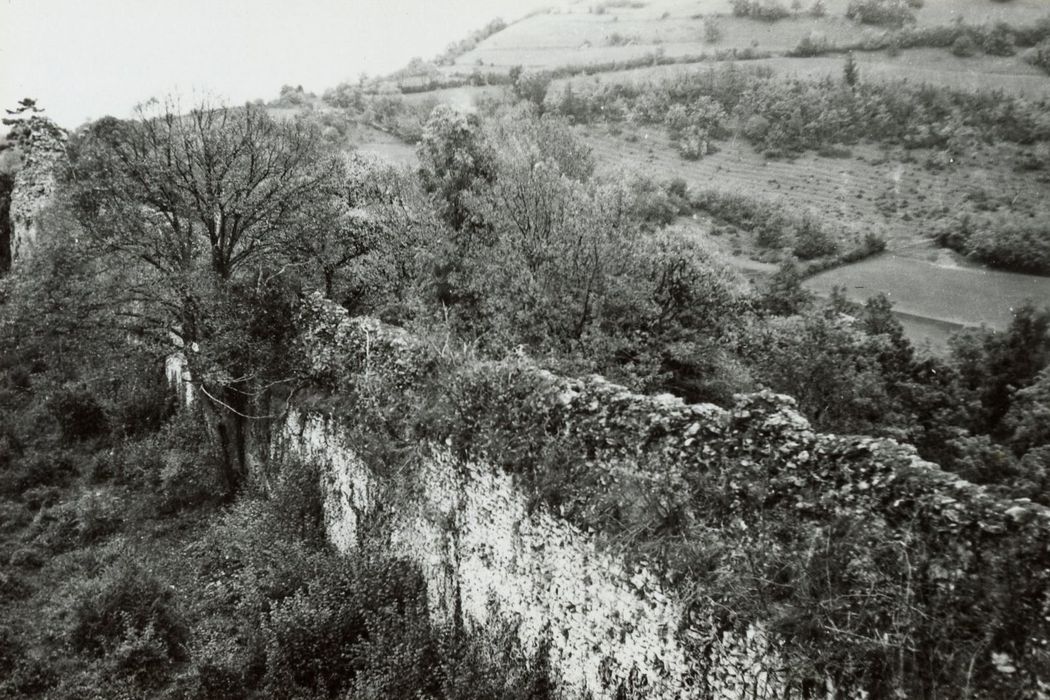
[450,0,1050,73]
[803,252,1050,329]
[753,49,1050,98]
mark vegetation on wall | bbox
[297,296,1050,699]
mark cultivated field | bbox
[453,0,1050,72]
[549,48,1050,98]
[582,128,1048,252]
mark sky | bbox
[0,0,553,129]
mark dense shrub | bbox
[967,222,1050,273]
[690,189,839,259]
[951,32,979,57]
[846,0,916,27]
[731,0,791,21]
[983,22,1016,56]
[262,556,430,698]
[937,215,1050,274]
[67,563,188,661]
[792,217,839,259]
[47,384,108,441]
[1025,38,1050,75]
[547,63,1050,157]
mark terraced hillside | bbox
[328,0,1050,343]
[450,0,1050,94]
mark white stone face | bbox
[164,352,195,407]
[274,409,789,700]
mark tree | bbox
[742,311,892,432]
[950,302,1050,436]
[762,258,812,316]
[843,52,859,88]
[417,105,495,234]
[0,172,11,272]
[65,98,346,495]
[512,70,553,111]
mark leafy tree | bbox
[742,311,892,432]
[983,22,1015,56]
[417,105,495,234]
[761,258,812,316]
[64,99,346,495]
[843,52,859,88]
[462,110,633,347]
[951,33,979,57]
[950,303,1050,437]
[1004,367,1050,455]
[512,70,553,111]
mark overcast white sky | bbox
[0,0,551,129]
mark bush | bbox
[113,412,222,513]
[1024,39,1050,75]
[67,562,187,661]
[793,217,839,259]
[792,33,831,57]
[47,385,109,441]
[2,450,77,497]
[267,456,326,545]
[951,33,979,57]
[262,554,429,698]
[846,0,916,27]
[104,622,178,689]
[731,0,791,21]
[983,22,1015,56]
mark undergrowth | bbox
[0,351,554,699]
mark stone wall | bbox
[279,294,1050,698]
[5,116,66,267]
[274,409,787,699]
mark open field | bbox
[452,0,1050,71]
[550,48,1050,98]
[347,122,418,165]
[804,253,1050,348]
[752,49,1050,98]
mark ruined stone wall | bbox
[276,295,1050,699]
[274,409,787,699]
[5,117,66,267]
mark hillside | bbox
[321,0,1050,347]
[4,2,1050,698]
